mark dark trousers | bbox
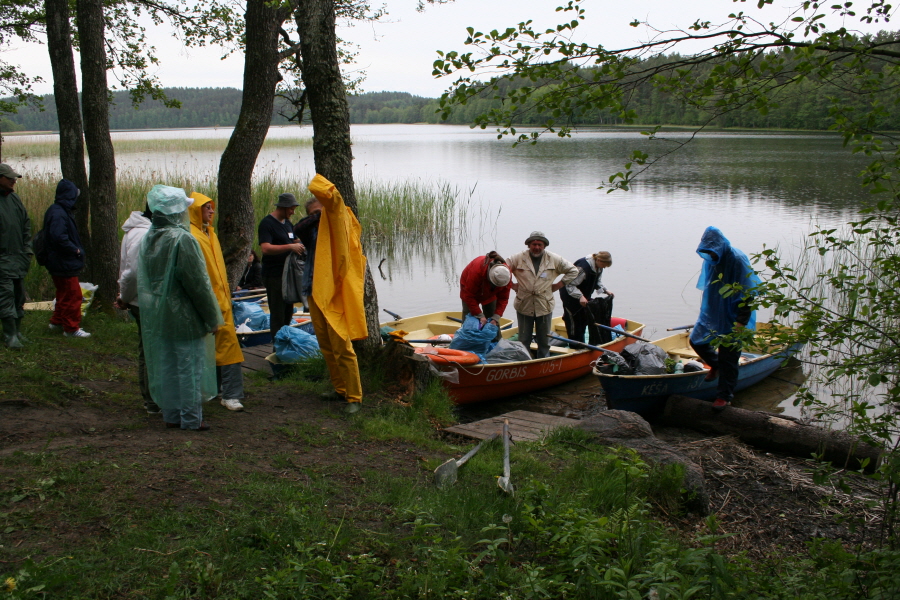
[0,277,25,320]
[264,275,294,338]
[128,305,154,409]
[690,339,742,402]
[517,312,552,358]
[461,300,501,342]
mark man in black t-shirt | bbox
[258,193,304,337]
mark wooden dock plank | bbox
[241,343,273,374]
[445,410,579,442]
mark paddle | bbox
[667,324,695,331]
[590,322,652,342]
[383,308,402,320]
[434,432,499,488]
[497,420,514,495]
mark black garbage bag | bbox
[586,296,613,345]
[621,342,668,375]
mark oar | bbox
[383,308,402,320]
[497,420,514,495]
[548,334,621,355]
[667,324,695,331]
[447,316,463,323]
[434,432,499,488]
[591,322,652,342]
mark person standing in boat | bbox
[258,193,304,336]
[559,251,614,346]
[459,251,512,341]
[689,226,761,411]
[189,193,246,413]
[236,250,263,291]
[507,231,579,358]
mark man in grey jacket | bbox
[0,164,31,350]
[507,231,578,358]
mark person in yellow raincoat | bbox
[188,193,246,411]
[303,175,367,414]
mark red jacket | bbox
[459,255,511,317]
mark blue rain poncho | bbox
[690,226,761,345]
[137,185,223,410]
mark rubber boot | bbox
[2,318,22,350]
[14,317,28,344]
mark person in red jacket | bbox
[459,251,512,336]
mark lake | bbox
[12,124,874,416]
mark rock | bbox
[578,410,710,515]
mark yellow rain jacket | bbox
[188,193,245,366]
[308,175,367,340]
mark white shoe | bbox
[221,398,244,411]
[48,323,62,333]
[64,329,91,338]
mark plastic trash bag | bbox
[622,342,669,375]
[282,252,305,304]
[449,315,499,358]
[235,318,253,334]
[79,282,98,316]
[274,325,321,363]
[486,339,533,364]
[232,301,270,331]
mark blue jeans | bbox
[162,404,203,430]
[517,312,552,358]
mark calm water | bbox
[12,124,873,416]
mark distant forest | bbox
[4,40,898,133]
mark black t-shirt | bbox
[258,214,295,277]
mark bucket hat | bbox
[524,231,550,246]
[0,164,22,179]
[275,192,299,208]
[488,264,511,287]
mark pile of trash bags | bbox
[598,342,669,375]
[449,316,532,364]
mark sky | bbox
[3,0,894,98]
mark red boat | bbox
[381,311,645,405]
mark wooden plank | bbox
[444,410,578,442]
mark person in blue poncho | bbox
[689,227,761,410]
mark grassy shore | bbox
[1,312,898,598]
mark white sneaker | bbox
[64,329,91,338]
[221,398,244,411]
[48,323,62,333]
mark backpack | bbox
[33,227,49,266]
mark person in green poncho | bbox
[138,185,223,430]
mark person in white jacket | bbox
[114,207,156,414]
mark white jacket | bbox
[508,249,578,317]
[117,211,151,306]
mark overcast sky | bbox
[4,0,894,98]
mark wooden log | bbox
[658,395,882,472]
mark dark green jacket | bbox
[0,190,32,278]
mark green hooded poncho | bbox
[137,185,223,410]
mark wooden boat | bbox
[381,311,645,405]
[594,324,803,417]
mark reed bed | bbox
[15,169,472,299]
[2,135,313,159]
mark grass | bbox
[2,134,313,159]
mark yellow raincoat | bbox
[188,193,245,366]
[307,175,367,403]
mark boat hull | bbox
[380,312,645,405]
[597,338,803,417]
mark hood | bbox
[188,192,214,230]
[122,210,151,233]
[55,179,80,210]
[696,226,730,265]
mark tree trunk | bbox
[296,0,381,353]
[45,0,92,281]
[657,395,883,472]
[76,0,117,311]
[217,0,287,289]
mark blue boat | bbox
[593,326,803,417]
